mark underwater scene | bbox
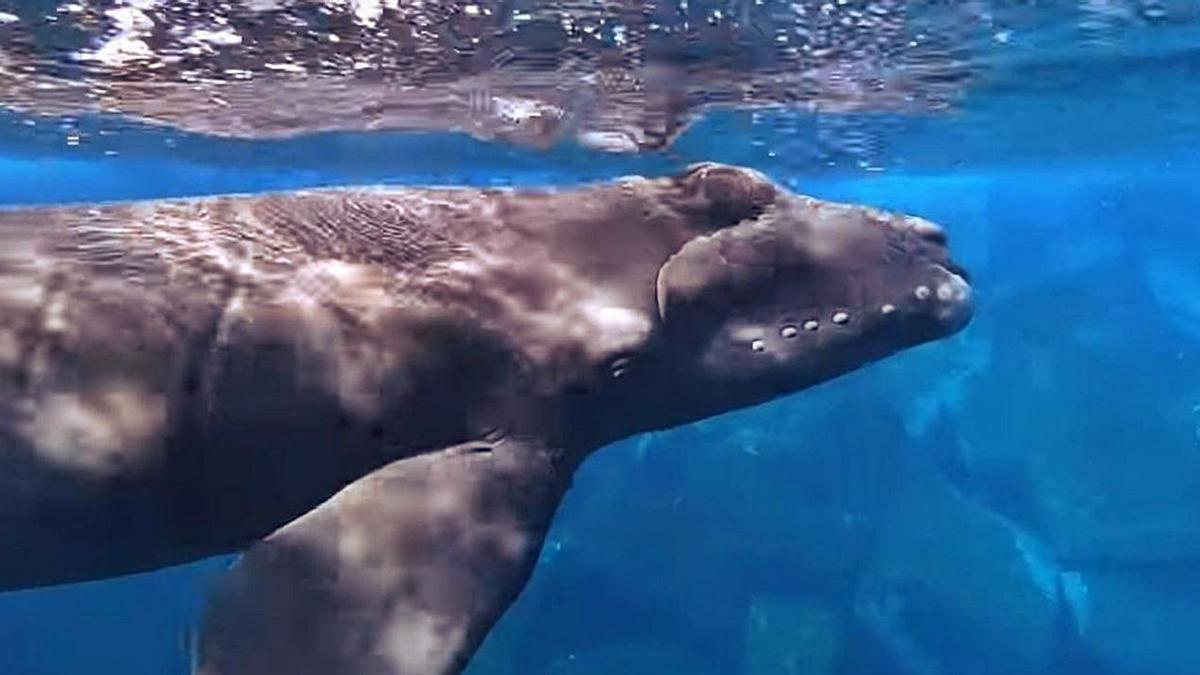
[0,1,1198,674]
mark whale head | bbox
[644,163,973,424]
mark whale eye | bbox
[609,355,633,379]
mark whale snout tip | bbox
[930,265,974,334]
[908,217,949,246]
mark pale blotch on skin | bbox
[937,282,955,301]
[780,325,798,338]
[832,311,849,325]
[803,320,819,331]
[337,524,372,566]
[0,330,20,369]
[881,303,896,315]
[492,525,532,561]
[380,611,464,674]
[442,249,653,378]
[731,325,766,342]
[289,260,394,321]
[730,325,768,353]
[0,233,51,311]
[41,295,70,334]
[591,305,651,342]
[0,270,45,310]
[271,260,406,420]
[428,482,468,518]
[24,387,167,478]
[914,285,931,300]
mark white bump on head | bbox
[881,303,896,315]
[940,273,972,303]
[914,285,931,300]
[750,339,766,352]
[907,217,944,238]
[803,320,819,331]
[780,325,798,338]
[832,311,849,325]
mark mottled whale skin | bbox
[0,164,971,674]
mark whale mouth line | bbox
[936,260,972,284]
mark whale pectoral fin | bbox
[196,439,568,675]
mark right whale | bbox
[0,163,972,674]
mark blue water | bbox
[3,13,1200,675]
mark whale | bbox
[0,163,972,674]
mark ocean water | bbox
[1,2,1199,674]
